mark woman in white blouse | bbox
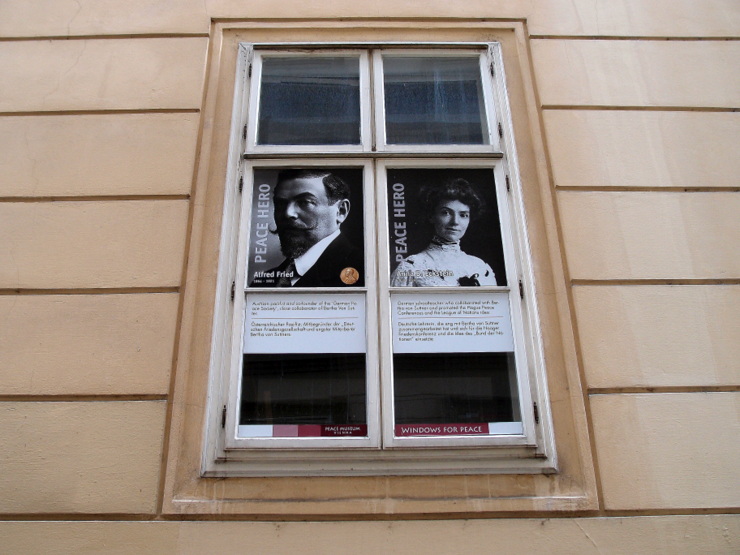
[390,178,497,287]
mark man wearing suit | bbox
[250,169,364,287]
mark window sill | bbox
[205,444,555,477]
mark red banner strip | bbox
[272,424,367,437]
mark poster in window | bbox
[390,291,522,437]
[387,168,506,287]
[239,292,367,438]
[386,168,518,437]
[247,167,365,288]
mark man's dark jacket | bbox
[250,234,364,287]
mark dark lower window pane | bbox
[383,56,488,145]
[240,353,366,425]
[257,57,361,145]
[393,352,519,424]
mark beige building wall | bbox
[0,1,737,552]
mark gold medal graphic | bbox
[340,267,359,285]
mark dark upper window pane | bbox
[257,57,361,145]
[383,56,488,145]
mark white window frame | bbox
[376,158,536,449]
[372,49,500,154]
[202,41,555,476]
[246,50,373,155]
[224,160,381,450]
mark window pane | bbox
[390,292,521,437]
[257,57,361,145]
[241,353,367,428]
[239,292,368,438]
[383,56,488,145]
[393,352,519,426]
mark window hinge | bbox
[497,122,503,139]
[230,281,235,302]
[490,62,495,77]
[248,63,252,78]
[533,402,540,424]
[221,405,227,429]
[242,124,247,141]
[238,175,244,194]
[519,280,524,300]
[505,175,511,192]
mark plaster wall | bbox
[0,1,737,552]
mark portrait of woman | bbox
[390,177,497,287]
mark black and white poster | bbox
[386,168,506,287]
[247,167,365,288]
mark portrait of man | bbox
[248,168,365,287]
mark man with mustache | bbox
[250,169,364,287]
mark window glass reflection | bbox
[393,353,520,427]
[258,57,361,145]
[241,353,367,426]
[383,56,488,145]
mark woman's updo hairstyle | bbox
[420,178,484,221]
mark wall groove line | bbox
[0,195,191,203]
[0,287,179,295]
[0,109,200,117]
[589,387,739,395]
[571,279,740,286]
[0,33,210,42]
[556,186,740,193]
[531,35,740,42]
[542,105,738,112]
[0,395,168,402]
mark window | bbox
[203,43,554,475]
